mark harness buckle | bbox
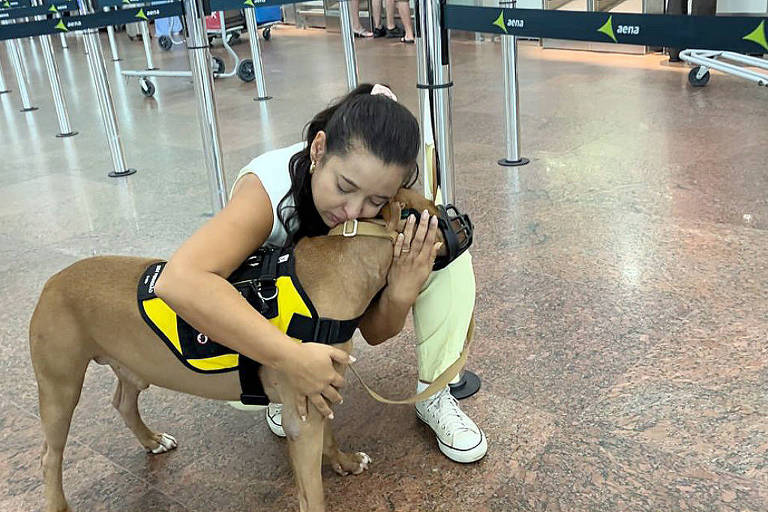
[256,283,278,302]
[342,219,358,237]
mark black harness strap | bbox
[239,355,269,405]
[286,315,360,345]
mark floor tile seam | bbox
[6,400,197,511]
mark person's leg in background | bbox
[666,0,688,61]
[411,250,488,463]
[350,0,373,37]
[372,0,386,37]
[396,0,415,43]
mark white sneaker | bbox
[415,386,487,463]
[266,402,286,438]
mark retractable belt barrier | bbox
[443,6,768,54]
[1,1,77,20]
[0,1,181,40]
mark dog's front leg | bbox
[283,398,326,512]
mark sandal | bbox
[400,36,415,44]
[353,28,374,38]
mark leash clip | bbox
[342,219,358,237]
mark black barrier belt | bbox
[0,1,77,19]
[0,1,182,40]
[443,6,768,54]
[95,0,180,9]
[207,0,292,15]
[1,0,33,9]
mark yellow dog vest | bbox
[137,248,361,404]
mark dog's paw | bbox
[332,451,372,476]
[147,433,177,454]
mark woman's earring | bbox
[310,161,316,175]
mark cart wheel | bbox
[237,59,255,82]
[227,31,241,45]
[158,35,173,51]
[263,27,271,41]
[212,56,225,75]
[688,66,710,87]
[140,78,155,97]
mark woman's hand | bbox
[386,209,442,307]
[277,342,353,421]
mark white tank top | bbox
[231,142,305,248]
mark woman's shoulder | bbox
[245,141,306,172]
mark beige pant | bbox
[413,250,475,383]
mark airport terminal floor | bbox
[2,20,768,512]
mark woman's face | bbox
[310,133,409,228]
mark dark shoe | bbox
[400,36,415,44]
[386,25,405,38]
[373,26,387,38]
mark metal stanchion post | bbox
[498,3,528,167]
[0,59,10,94]
[77,0,137,177]
[59,30,69,49]
[4,33,38,111]
[416,34,434,200]
[243,7,270,100]
[417,0,454,205]
[105,7,121,61]
[416,0,480,400]
[338,0,359,90]
[36,4,77,137]
[182,0,228,213]
[140,21,157,70]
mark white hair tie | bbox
[371,84,398,102]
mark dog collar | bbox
[327,219,399,243]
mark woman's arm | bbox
[154,174,349,419]
[359,289,411,345]
[359,210,441,346]
[154,174,293,367]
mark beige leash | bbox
[346,314,475,405]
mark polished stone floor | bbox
[1,22,767,512]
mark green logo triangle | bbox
[48,4,58,12]
[123,0,131,3]
[743,20,768,51]
[3,1,10,7]
[597,15,617,43]
[244,0,254,6]
[54,19,68,31]
[135,7,148,20]
[492,11,507,33]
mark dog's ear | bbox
[382,200,403,232]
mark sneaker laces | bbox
[422,388,476,435]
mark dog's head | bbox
[381,188,473,270]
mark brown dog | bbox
[29,188,443,512]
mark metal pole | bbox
[416,0,481,401]
[243,7,270,100]
[105,7,121,61]
[0,58,10,94]
[140,21,157,70]
[499,31,528,166]
[77,0,136,177]
[182,0,228,213]
[415,23,435,200]
[4,35,37,111]
[59,30,68,49]
[417,0,454,205]
[39,21,78,136]
[338,0,359,90]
